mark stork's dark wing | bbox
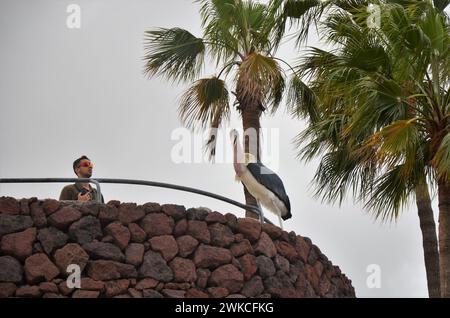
[246,162,291,213]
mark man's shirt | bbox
[59,182,105,203]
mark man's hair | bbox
[73,155,90,174]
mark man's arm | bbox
[59,185,75,200]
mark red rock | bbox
[149,235,178,261]
[107,200,121,207]
[275,240,298,262]
[0,197,20,214]
[205,211,227,224]
[0,282,17,298]
[39,282,58,293]
[19,198,31,215]
[295,236,310,263]
[87,261,120,280]
[24,253,60,283]
[105,222,130,250]
[176,235,199,257]
[230,240,253,257]
[128,223,146,243]
[209,264,244,294]
[319,278,331,296]
[162,289,185,298]
[0,256,23,283]
[169,257,196,283]
[207,287,229,298]
[143,202,161,213]
[54,243,89,273]
[98,205,119,225]
[15,285,42,298]
[314,261,324,277]
[125,243,145,266]
[196,268,210,289]
[80,277,105,291]
[209,223,234,247]
[105,279,130,297]
[173,219,187,237]
[164,282,190,290]
[140,213,174,237]
[236,218,261,242]
[224,213,238,230]
[128,288,143,298]
[135,278,158,290]
[42,292,65,298]
[118,203,145,224]
[254,232,276,258]
[72,290,100,298]
[262,223,282,240]
[30,202,47,228]
[58,280,74,296]
[238,254,257,280]
[241,276,264,297]
[305,264,320,294]
[185,288,209,298]
[161,204,186,220]
[48,206,82,229]
[187,220,210,244]
[193,245,232,268]
[42,199,60,216]
[1,228,36,260]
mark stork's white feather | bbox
[235,169,289,219]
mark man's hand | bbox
[77,191,91,201]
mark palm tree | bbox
[291,0,449,297]
[142,0,323,218]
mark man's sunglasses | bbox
[78,161,94,168]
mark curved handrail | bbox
[0,177,272,224]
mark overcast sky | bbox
[0,0,445,297]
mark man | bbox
[59,155,105,203]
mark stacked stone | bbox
[0,196,355,298]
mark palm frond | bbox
[431,132,450,180]
[179,77,230,160]
[143,28,205,83]
[236,53,284,108]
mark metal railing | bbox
[0,177,272,224]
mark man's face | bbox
[76,159,93,178]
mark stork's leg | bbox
[257,201,264,224]
[277,213,283,230]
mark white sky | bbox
[1,0,445,297]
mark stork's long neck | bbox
[233,140,245,177]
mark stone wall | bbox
[0,196,355,298]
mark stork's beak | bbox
[230,129,238,145]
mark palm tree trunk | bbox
[437,177,450,297]
[415,181,441,297]
[239,94,262,219]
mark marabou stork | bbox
[230,129,291,228]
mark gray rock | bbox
[68,216,102,245]
[0,214,33,236]
[139,250,173,282]
[0,256,23,283]
[83,241,125,262]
